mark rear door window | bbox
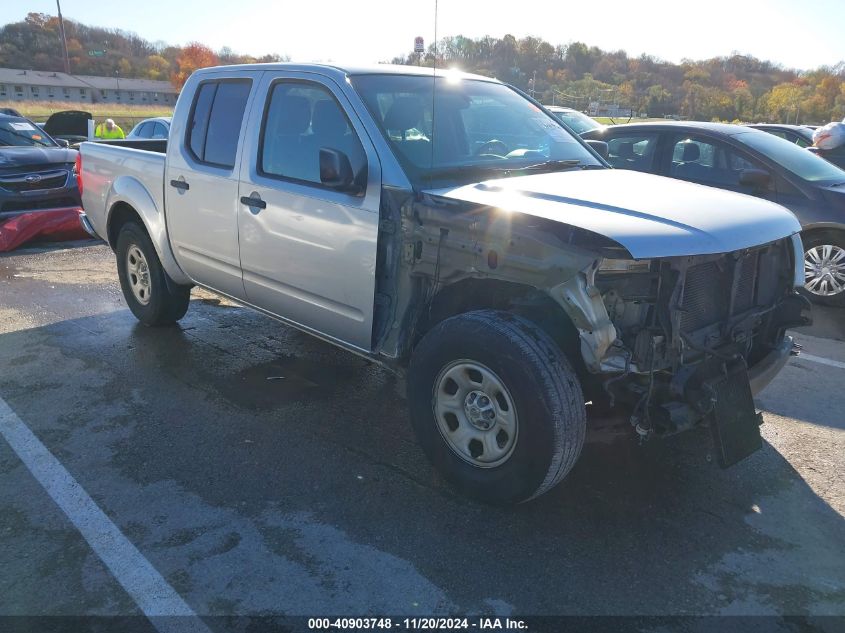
[134,121,153,138]
[605,133,659,172]
[152,122,168,139]
[669,135,771,190]
[187,79,252,168]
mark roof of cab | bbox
[192,62,499,83]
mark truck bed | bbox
[78,140,167,244]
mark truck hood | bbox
[425,169,801,258]
[0,146,77,171]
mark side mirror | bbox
[585,139,609,159]
[319,148,356,191]
[56,138,70,148]
[739,168,771,189]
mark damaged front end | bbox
[575,235,811,464]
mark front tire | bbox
[408,310,586,504]
[801,231,845,307]
[116,222,190,326]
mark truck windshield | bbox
[351,74,603,187]
[0,119,57,148]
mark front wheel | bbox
[408,310,586,504]
[802,231,845,307]
[116,222,191,326]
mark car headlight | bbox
[598,258,652,273]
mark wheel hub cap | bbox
[433,360,519,468]
[464,390,496,430]
[126,245,152,306]
[805,244,845,297]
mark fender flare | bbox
[106,175,192,286]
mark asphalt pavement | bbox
[0,241,843,630]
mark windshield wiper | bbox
[520,159,583,172]
[426,159,587,180]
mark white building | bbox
[0,68,178,106]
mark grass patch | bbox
[3,100,174,133]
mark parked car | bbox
[545,106,602,136]
[126,117,171,139]
[585,122,845,305]
[0,112,81,217]
[746,124,815,147]
[79,64,808,504]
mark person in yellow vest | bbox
[95,118,125,139]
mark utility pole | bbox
[56,0,71,74]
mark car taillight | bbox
[74,152,83,197]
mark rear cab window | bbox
[186,79,252,169]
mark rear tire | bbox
[800,231,845,307]
[116,222,190,326]
[408,310,586,504]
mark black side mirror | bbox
[55,138,70,148]
[320,148,356,191]
[739,168,771,189]
[585,139,609,159]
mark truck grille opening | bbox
[679,245,783,333]
[680,261,730,331]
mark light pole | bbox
[56,0,71,74]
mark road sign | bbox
[87,50,106,57]
[414,37,425,53]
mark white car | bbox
[545,106,603,136]
[126,117,171,139]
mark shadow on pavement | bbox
[0,296,843,617]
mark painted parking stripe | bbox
[796,353,845,371]
[0,396,210,633]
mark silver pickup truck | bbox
[79,63,810,504]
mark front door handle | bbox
[240,195,266,210]
[170,179,190,191]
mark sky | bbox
[3,0,844,71]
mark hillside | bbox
[2,13,844,123]
[0,13,286,88]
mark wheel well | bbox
[417,278,583,372]
[107,202,144,250]
[801,226,845,246]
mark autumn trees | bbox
[2,12,843,123]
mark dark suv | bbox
[0,113,81,217]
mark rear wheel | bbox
[408,310,586,504]
[116,222,190,325]
[802,231,845,307]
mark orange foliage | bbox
[170,43,219,89]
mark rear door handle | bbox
[170,179,190,191]
[240,195,266,210]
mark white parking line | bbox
[797,353,845,371]
[0,396,210,633]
